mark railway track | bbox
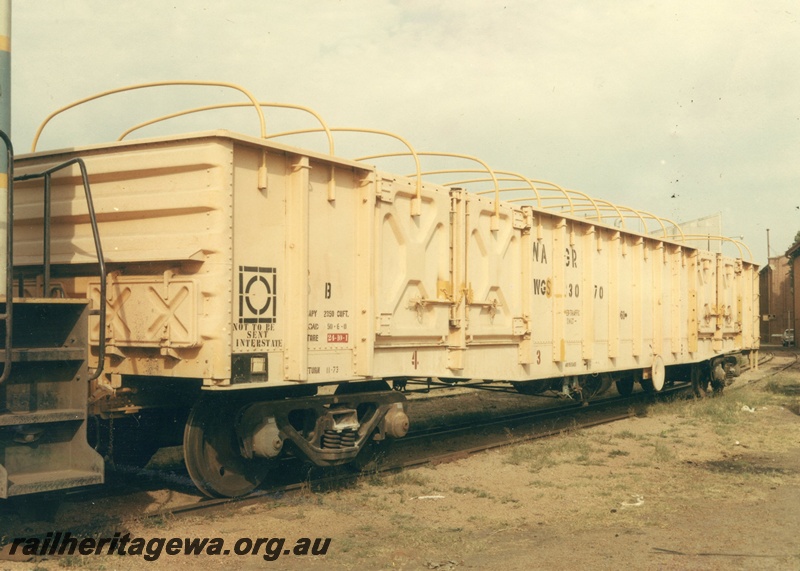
[0,382,687,542]
[0,349,785,558]
[743,348,798,382]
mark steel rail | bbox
[2,352,774,545]
[133,392,654,520]
[8,384,685,532]
[124,353,776,521]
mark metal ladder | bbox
[0,131,108,497]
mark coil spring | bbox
[322,428,358,449]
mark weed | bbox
[452,485,493,499]
[505,443,555,472]
[505,432,599,472]
[58,555,92,568]
[608,449,630,458]
[527,478,558,488]
[652,442,675,463]
[390,471,431,487]
[564,436,592,457]
[366,472,387,487]
[140,514,171,528]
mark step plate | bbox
[2,469,103,498]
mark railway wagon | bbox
[1,85,758,498]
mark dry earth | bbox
[2,352,799,571]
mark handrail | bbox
[632,208,667,237]
[28,84,740,259]
[503,193,623,227]
[401,168,679,238]
[558,199,658,235]
[679,234,753,261]
[440,178,541,203]
[553,188,602,221]
[583,198,627,230]
[510,178,575,215]
[0,130,13,385]
[646,215,685,242]
[357,151,502,221]
[266,128,424,213]
[596,203,648,234]
[411,169,543,209]
[14,158,107,382]
[117,101,336,155]
[31,81,267,152]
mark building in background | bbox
[759,255,792,344]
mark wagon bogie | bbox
[184,386,407,497]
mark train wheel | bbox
[583,374,613,400]
[350,437,392,473]
[691,365,708,398]
[184,396,270,498]
[615,377,634,397]
[711,362,726,395]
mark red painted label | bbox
[327,333,349,343]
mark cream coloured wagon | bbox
[2,82,759,497]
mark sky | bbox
[9,1,800,266]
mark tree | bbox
[791,230,800,256]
